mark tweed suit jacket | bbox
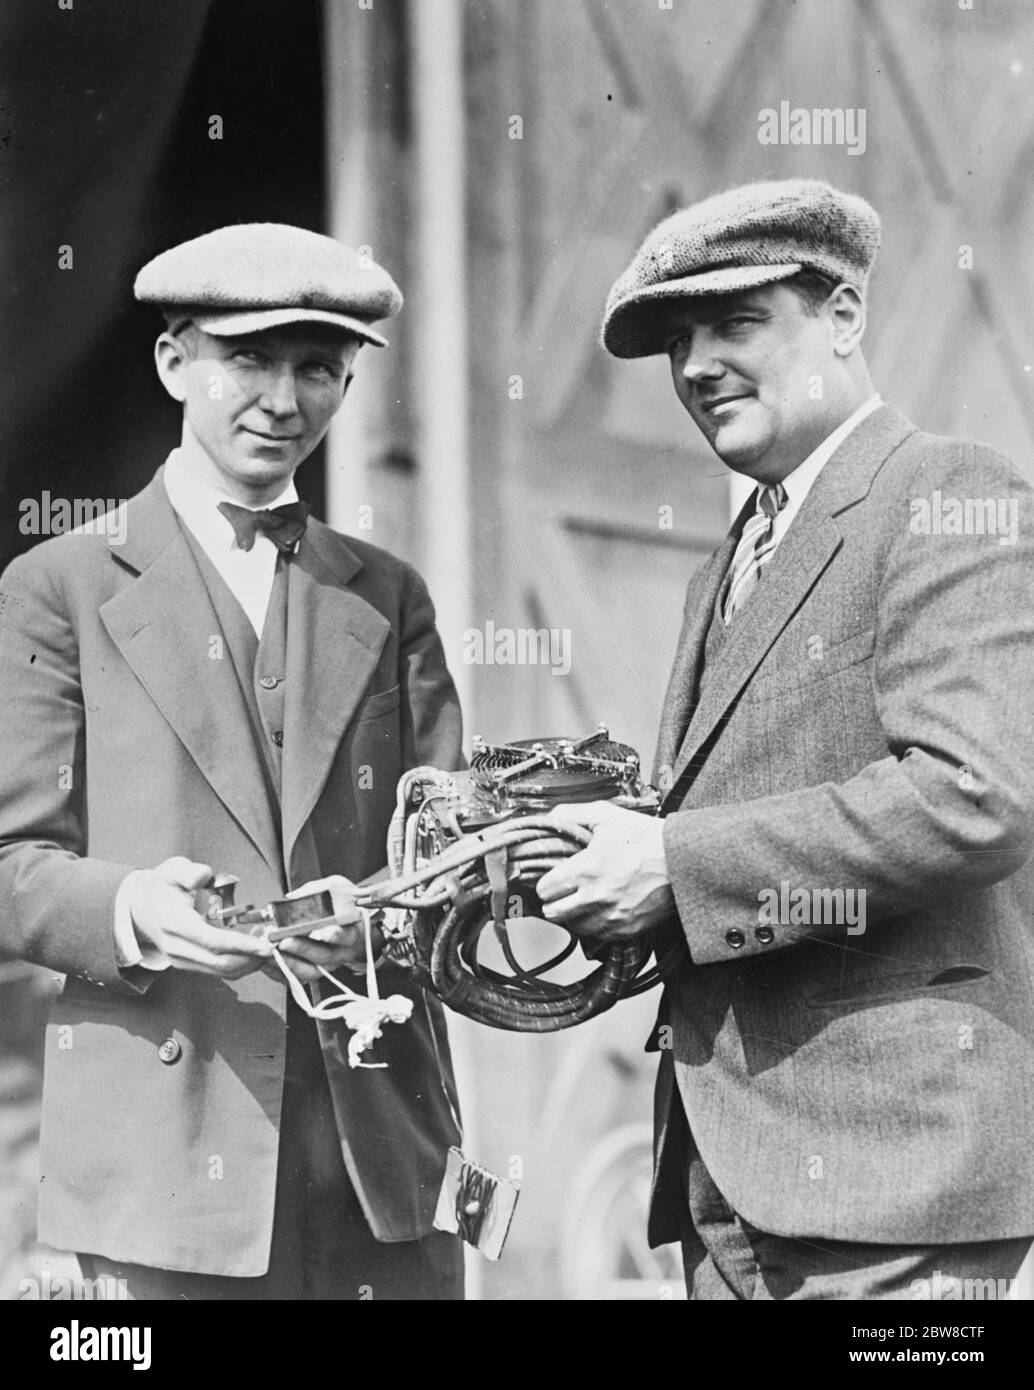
[648,404,1034,1247]
[0,469,463,1275]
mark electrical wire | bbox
[356,815,684,1032]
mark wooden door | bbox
[466,0,1034,766]
[458,0,1034,1300]
[327,0,1034,1299]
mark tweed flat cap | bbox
[602,179,881,357]
[134,223,403,347]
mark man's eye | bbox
[231,350,265,366]
[304,362,339,378]
[719,316,756,330]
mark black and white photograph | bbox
[1,0,1032,1352]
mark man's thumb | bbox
[548,801,613,833]
[154,856,215,891]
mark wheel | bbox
[559,1122,685,1300]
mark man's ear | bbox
[154,333,191,403]
[828,284,866,358]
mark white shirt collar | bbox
[779,393,883,513]
[162,448,299,552]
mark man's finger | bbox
[167,908,273,958]
[547,801,616,832]
[276,934,346,962]
[286,874,358,901]
[323,904,362,928]
[269,957,322,985]
[540,892,598,925]
[165,939,271,978]
[307,921,357,944]
[536,866,581,903]
[154,857,215,892]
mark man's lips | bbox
[243,427,302,442]
[699,393,752,417]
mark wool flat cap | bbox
[602,179,881,357]
[134,223,403,347]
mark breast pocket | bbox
[356,683,401,722]
[743,626,876,704]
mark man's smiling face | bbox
[158,323,359,498]
[661,280,849,484]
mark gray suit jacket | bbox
[0,470,463,1275]
[649,404,1034,1245]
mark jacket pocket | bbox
[355,683,401,721]
[743,626,876,704]
[807,963,991,1009]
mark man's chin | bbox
[234,446,306,478]
[703,423,768,474]
[204,456,301,500]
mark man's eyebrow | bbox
[213,336,349,363]
[662,293,768,332]
[305,351,350,369]
[698,294,769,318]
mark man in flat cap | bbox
[0,223,465,1299]
[538,179,1034,1299]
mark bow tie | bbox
[217,500,311,553]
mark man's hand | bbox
[268,875,382,984]
[127,857,274,978]
[537,802,676,940]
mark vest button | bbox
[725,929,745,950]
[158,1038,182,1065]
[272,730,284,747]
[258,676,279,690]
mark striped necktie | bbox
[721,482,788,624]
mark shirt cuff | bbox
[113,870,172,972]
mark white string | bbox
[271,911,413,1069]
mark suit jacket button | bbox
[755,925,775,945]
[258,675,279,690]
[272,730,284,747]
[725,929,745,949]
[158,1038,182,1065]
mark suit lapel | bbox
[100,472,283,874]
[280,522,391,869]
[663,404,917,805]
[653,521,744,781]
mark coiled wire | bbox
[357,772,682,1031]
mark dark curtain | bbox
[0,0,330,1287]
[0,0,328,570]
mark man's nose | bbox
[259,367,300,417]
[680,332,723,383]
